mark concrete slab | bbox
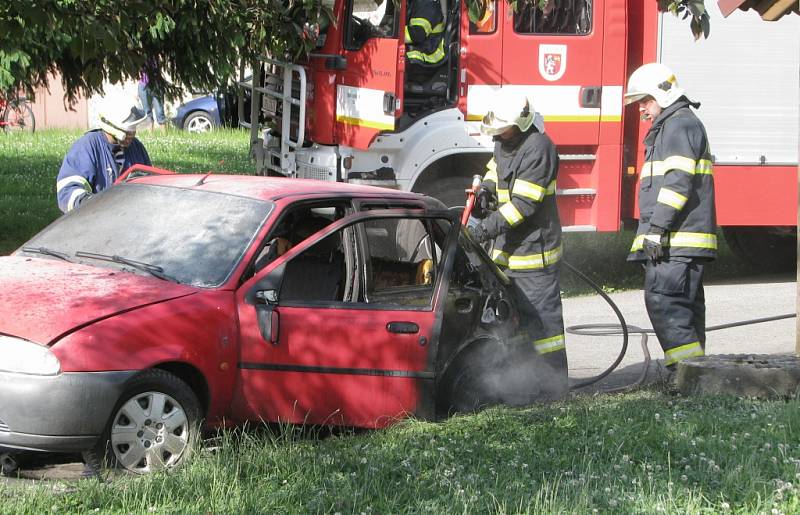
[676,354,800,398]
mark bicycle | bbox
[0,96,36,133]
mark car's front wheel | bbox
[83,369,201,476]
[183,111,214,133]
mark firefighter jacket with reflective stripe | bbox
[480,129,562,274]
[56,130,151,213]
[405,0,445,66]
[628,99,717,262]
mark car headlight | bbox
[0,335,61,375]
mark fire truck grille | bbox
[297,163,336,182]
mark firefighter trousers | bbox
[511,267,568,377]
[644,256,706,367]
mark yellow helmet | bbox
[624,63,686,108]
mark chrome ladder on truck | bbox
[240,57,307,177]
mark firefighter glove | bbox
[471,186,495,219]
[468,223,491,244]
[643,226,667,263]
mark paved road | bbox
[3,273,796,485]
[564,273,797,392]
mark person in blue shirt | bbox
[56,104,151,213]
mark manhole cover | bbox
[676,354,800,398]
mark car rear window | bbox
[19,183,273,287]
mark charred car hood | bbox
[0,256,196,344]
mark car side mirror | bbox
[256,301,280,345]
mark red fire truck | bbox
[246,0,798,268]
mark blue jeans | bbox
[138,82,166,124]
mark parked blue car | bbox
[172,95,222,133]
[172,79,252,133]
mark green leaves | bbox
[659,0,711,40]
[1,0,711,105]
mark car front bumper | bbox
[0,370,137,453]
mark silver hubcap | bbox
[110,391,189,474]
[187,115,212,132]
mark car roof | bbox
[127,174,437,204]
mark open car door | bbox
[234,209,457,427]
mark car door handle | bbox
[386,322,419,334]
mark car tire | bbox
[183,111,214,133]
[83,369,202,477]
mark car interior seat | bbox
[280,217,345,302]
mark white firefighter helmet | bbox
[624,62,686,108]
[480,89,544,136]
[97,104,148,141]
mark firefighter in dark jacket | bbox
[405,0,445,68]
[624,62,716,374]
[468,89,567,388]
[56,104,150,213]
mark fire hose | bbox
[462,177,796,393]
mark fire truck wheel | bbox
[722,227,796,272]
[416,176,472,209]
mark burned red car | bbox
[0,174,565,474]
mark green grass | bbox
[0,128,254,255]
[3,388,800,514]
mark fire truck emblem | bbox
[539,44,567,82]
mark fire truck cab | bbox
[248,0,798,267]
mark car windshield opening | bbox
[18,183,273,287]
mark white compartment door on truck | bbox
[659,3,799,166]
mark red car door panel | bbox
[233,210,448,428]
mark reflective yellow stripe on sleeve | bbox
[499,202,523,226]
[534,333,566,354]
[66,189,88,211]
[664,341,704,366]
[695,159,713,175]
[497,188,510,203]
[657,188,688,210]
[491,249,509,267]
[484,159,498,184]
[512,179,547,202]
[57,175,92,194]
